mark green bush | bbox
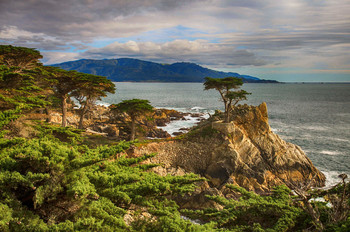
[0,136,205,231]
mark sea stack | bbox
[133,102,325,193]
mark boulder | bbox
[103,125,119,137]
[172,131,184,136]
[90,124,119,137]
[146,128,171,138]
[155,118,169,127]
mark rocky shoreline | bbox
[49,105,206,139]
[43,102,325,196]
[130,103,325,197]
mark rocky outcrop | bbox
[48,106,181,139]
[134,102,325,193]
[91,124,119,137]
[153,109,188,126]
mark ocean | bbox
[101,82,350,187]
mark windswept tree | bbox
[204,77,250,123]
[43,66,81,127]
[0,46,52,113]
[226,89,251,108]
[0,45,42,72]
[111,99,153,141]
[71,73,115,129]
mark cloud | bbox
[0,26,69,50]
[79,39,267,67]
[41,51,81,65]
[1,0,350,80]
[0,0,201,43]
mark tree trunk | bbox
[78,102,88,129]
[45,107,51,123]
[224,110,230,123]
[78,110,85,129]
[130,115,136,141]
[304,199,324,232]
[62,95,68,127]
[224,102,230,123]
[293,187,324,232]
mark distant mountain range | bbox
[52,58,278,83]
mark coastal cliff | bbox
[133,102,325,193]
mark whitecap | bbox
[96,100,111,107]
[319,150,343,156]
[191,106,205,111]
[329,137,349,143]
[303,125,329,131]
[155,106,188,113]
[321,170,349,188]
[157,111,209,136]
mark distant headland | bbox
[51,58,279,83]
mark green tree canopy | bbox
[43,67,116,128]
[0,45,42,72]
[111,99,153,140]
[0,135,204,231]
[204,77,250,122]
[226,89,251,107]
[43,66,81,127]
[71,73,115,129]
[0,46,53,127]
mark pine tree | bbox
[111,99,154,140]
[204,77,250,122]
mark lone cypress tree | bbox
[111,99,153,140]
[204,77,250,123]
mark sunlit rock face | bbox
[134,102,325,193]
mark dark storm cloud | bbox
[0,0,196,35]
[0,0,200,48]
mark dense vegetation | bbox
[0,45,349,231]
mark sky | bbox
[1,0,350,82]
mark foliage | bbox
[111,99,154,117]
[0,46,55,135]
[0,45,42,71]
[182,183,350,231]
[226,89,251,107]
[183,185,305,231]
[0,65,52,112]
[36,122,84,144]
[111,99,154,140]
[179,124,219,141]
[70,73,115,129]
[1,46,115,129]
[0,107,23,138]
[204,77,250,122]
[43,66,116,127]
[0,135,204,231]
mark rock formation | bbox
[133,102,325,193]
